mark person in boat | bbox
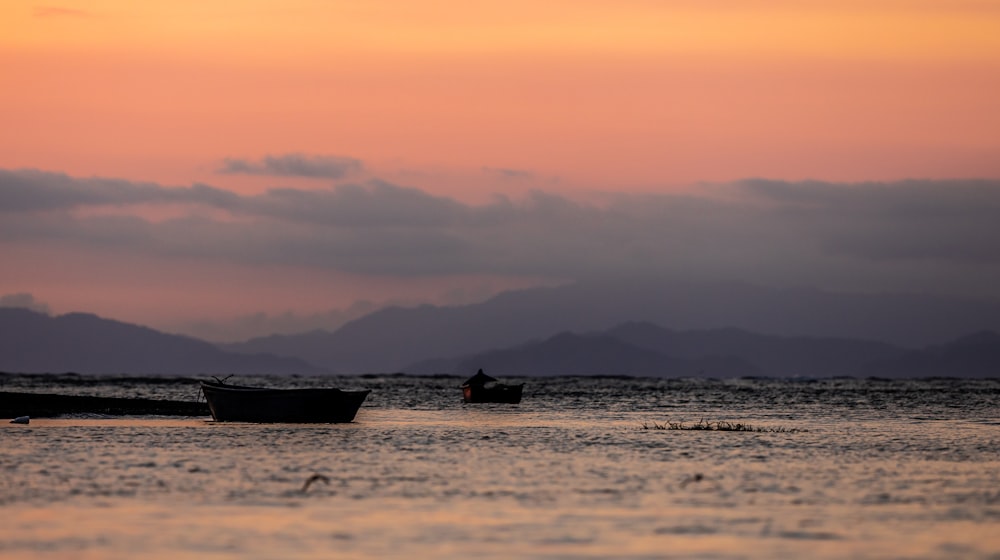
[460,369,524,404]
[462,369,499,388]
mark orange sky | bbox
[2,1,999,197]
[2,1,1000,339]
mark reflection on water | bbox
[1,376,998,559]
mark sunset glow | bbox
[4,1,998,189]
[2,0,999,338]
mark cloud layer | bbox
[3,167,1000,300]
[218,154,363,179]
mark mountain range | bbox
[3,279,1000,377]
[0,308,323,375]
[861,331,1000,379]
[220,279,1000,374]
[404,322,902,378]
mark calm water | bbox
[1,375,998,559]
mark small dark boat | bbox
[461,369,524,404]
[200,380,370,423]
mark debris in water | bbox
[680,473,704,488]
[302,473,330,493]
[10,416,29,424]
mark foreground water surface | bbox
[1,375,998,559]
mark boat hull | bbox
[200,381,370,423]
[462,383,523,404]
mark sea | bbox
[1,374,998,559]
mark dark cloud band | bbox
[218,153,363,179]
[3,168,1000,299]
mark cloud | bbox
[0,169,239,212]
[246,180,466,227]
[737,178,1000,261]
[0,293,50,314]
[218,153,363,179]
[3,167,1000,300]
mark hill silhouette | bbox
[0,308,326,375]
[403,324,902,377]
[224,279,1000,373]
[606,322,902,378]
[4,279,1000,377]
[863,331,1000,378]
[410,331,761,377]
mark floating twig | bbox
[302,473,330,493]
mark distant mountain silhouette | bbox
[6,278,1000,377]
[863,331,1000,378]
[0,308,326,375]
[407,331,762,377]
[402,323,904,377]
[224,279,1000,373]
[606,322,903,377]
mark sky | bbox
[2,1,1000,341]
